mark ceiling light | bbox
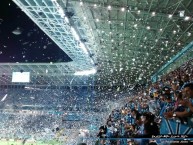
[83,16,86,20]
[74,69,96,76]
[121,7,125,11]
[146,26,150,30]
[137,10,141,14]
[96,18,99,22]
[64,17,69,23]
[187,32,191,36]
[80,1,83,6]
[159,28,163,32]
[108,20,111,24]
[94,4,97,8]
[107,5,111,10]
[168,14,173,18]
[134,24,138,28]
[173,30,176,34]
[79,42,89,54]
[71,27,80,41]
[58,8,65,17]
[184,16,191,21]
[179,10,185,17]
[151,12,156,16]
[177,42,181,46]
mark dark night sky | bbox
[0,0,72,63]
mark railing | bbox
[151,41,193,82]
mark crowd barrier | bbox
[160,118,193,135]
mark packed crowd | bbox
[97,59,193,145]
[0,86,126,112]
[0,113,62,140]
[0,85,122,143]
[0,59,193,145]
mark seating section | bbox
[0,59,192,144]
[96,59,193,144]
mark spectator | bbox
[148,93,160,115]
[173,91,185,112]
[97,125,107,138]
[131,109,141,121]
[140,112,159,136]
[164,83,193,123]
[96,59,193,144]
[160,94,175,117]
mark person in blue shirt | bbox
[160,94,175,117]
[164,83,193,121]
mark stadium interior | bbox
[0,0,193,145]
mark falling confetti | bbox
[12,27,22,35]
[0,18,3,24]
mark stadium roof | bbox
[0,0,193,85]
